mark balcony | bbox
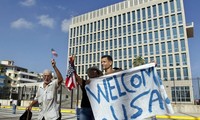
[186,22,194,38]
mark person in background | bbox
[27,59,63,120]
[12,99,17,114]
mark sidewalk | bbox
[1,105,200,119]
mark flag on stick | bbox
[51,48,58,57]
[65,55,77,90]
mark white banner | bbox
[86,63,174,120]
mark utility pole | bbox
[197,77,200,99]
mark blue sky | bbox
[0,0,199,79]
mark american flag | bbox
[65,56,77,90]
[51,48,58,57]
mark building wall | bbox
[68,0,193,103]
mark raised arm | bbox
[51,59,63,85]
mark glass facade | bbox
[69,0,193,103]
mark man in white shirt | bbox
[27,59,63,120]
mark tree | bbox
[0,64,5,73]
[133,56,145,67]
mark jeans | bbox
[12,104,16,114]
[79,108,94,120]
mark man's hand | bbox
[51,59,56,68]
[26,105,32,111]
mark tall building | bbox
[68,0,194,104]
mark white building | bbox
[68,0,194,104]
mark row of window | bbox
[70,24,184,47]
[72,0,182,30]
[171,86,191,102]
[69,39,186,56]
[70,12,183,39]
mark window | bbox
[178,13,183,24]
[162,55,167,67]
[183,67,188,79]
[143,33,147,43]
[154,31,159,41]
[101,19,104,30]
[161,42,166,54]
[128,48,132,57]
[143,21,146,31]
[127,12,131,23]
[174,40,179,52]
[163,69,167,81]
[150,44,153,55]
[171,86,191,102]
[179,26,184,37]
[156,56,160,67]
[148,20,152,30]
[159,17,164,28]
[176,68,181,80]
[171,14,176,26]
[182,53,187,65]
[168,54,173,66]
[137,9,141,21]
[176,0,181,11]
[123,37,127,47]
[139,46,142,56]
[118,15,121,26]
[165,16,170,27]
[142,8,146,19]
[144,45,148,56]
[123,48,127,58]
[153,19,158,29]
[155,43,159,54]
[164,2,169,14]
[123,13,126,24]
[153,5,157,17]
[175,54,180,66]
[160,30,164,40]
[158,3,163,16]
[133,47,137,57]
[167,41,172,53]
[147,7,151,18]
[132,11,135,22]
[170,0,175,13]
[166,28,171,39]
[170,68,174,80]
[173,27,177,39]
[180,39,186,51]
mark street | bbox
[0,108,76,120]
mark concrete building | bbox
[68,0,194,104]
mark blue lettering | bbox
[130,74,142,88]
[85,79,109,104]
[107,77,118,100]
[149,89,164,112]
[130,90,150,119]
[113,75,126,97]
[110,104,128,120]
[121,73,136,93]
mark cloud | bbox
[61,18,72,33]
[37,15,55,29]
[20,0,36,6]
[11,18,33,29]
[56,5,66,10]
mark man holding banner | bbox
[85,61,174,120]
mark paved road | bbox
[0,108,77,120]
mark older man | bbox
[27,59,63,120]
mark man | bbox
[101,55,115,75]
[27,59,63,120]
[12,99,17,114]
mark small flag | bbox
[65,56,77,90]
[51,48,58,57]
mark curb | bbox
[156,115,200,120]
[0,106,75,114]
[1,106,199,119]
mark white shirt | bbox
[35,79,60,120]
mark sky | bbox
[0,0,199,79]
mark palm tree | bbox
[133,56,145,67]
